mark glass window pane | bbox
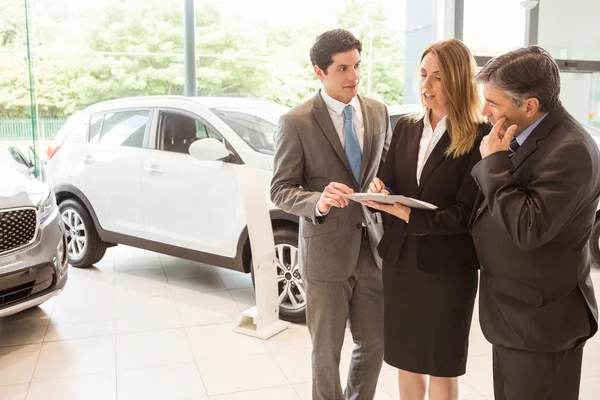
[463,0,526,56]
[538,0,600,61]
[212,107,283,155]
[99,110,149,148]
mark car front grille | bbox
[0,207,38,256]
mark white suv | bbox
[44,96,307,322]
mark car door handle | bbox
[144,166,164,174]
[83,155,94,165]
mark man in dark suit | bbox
[270,29,391,399]
[470,45,600,399]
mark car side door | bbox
[73,109,150,237]
[140,109,238,257]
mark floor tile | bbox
[293,382,394,400]
[197,353,289,396]
[262,323,312,354]
[270,348,312,384]
[461,353,494,397]
[50,293,115,324]
[174,291,241,327]
[32,336,116,382]
[0,320,49,347]
[44,319,115,342]
[459,378,485,399]
[580,374,600,400]
[115,292,182,334]
[185,323,267,362]
[219,273,254,290]
[210,385,301,400]
[117,362,207,400]
[0,384,28,400]
[26,372,116,400]
[168,276,225,295]
[114,268,171,295]
[161,260,221,280]
[0,349,39,386]
[116,328,194,371]
[228,288,257,311]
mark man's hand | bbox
[317,182,354,214]
[480,117,518,159]
[368,178,390,194]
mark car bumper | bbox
[0,207,68,318]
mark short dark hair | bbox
[474,46,561,112]
[309,29,362,73]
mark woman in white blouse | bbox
[363,38,489,400]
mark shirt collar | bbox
[423,110,448,130]
[320,89,360,116]
[516,113,548,146]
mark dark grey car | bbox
[0,167,68,317]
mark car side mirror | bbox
[189,138,231,162]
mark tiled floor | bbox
[0,245,599,400]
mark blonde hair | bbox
[413,38,484,158]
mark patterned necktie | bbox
[508,136,520,158]
[343,105,362,183]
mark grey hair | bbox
[474,46,562,112]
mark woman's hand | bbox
[362,201,411,222]
[368,178,390,194]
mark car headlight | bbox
[39,192,57,223]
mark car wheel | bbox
[591,218,600,264]
[58,199,106,268]
[251,225,306,323]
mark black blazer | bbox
[377,115,490,272]
[470,106,600,352]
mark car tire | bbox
[58,199,106,268]
[591,218,600,265]
[251,225,306,323]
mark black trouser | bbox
[492,344,584,400]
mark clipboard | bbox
[342,193,438,210]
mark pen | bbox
[384,186,391,192]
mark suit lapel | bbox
[418,131,450,194]
[402,119,423,197]
[471,107,568,226]
[511,106,567,171]
[312,92,353,176]
[358,95,373,186]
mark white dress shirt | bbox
[320,89,365,151]
[416,111,448,186]
[316,90,365,217]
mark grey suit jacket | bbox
[470,106,600,352]
[270,91,392,281]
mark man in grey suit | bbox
[471,46,600,399]
[270,29,392,400]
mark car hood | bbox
[0,167,50,209]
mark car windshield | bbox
[211,105,289,156]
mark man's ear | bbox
[524,97,541,117]
[314,65,326,81]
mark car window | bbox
[89,114,103,144]
[98,110,149,148]
[55,112,88,146]
[159,112,223,155]
[211,106,287,156]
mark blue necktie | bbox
[343,105,362,183]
